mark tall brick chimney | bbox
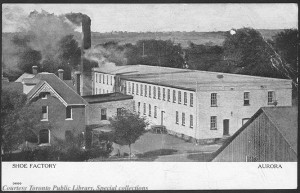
[74,71,82,95]
[32,66,38,75]
[82,16,91,50]
[58,69,64,80]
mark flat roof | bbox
[83,92,133,104]
[93,65,291,90]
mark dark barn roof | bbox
[83,92,133,104]
[210,106,298,161]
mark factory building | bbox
[92,65,292,143]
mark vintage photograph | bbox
[1,3,297,164]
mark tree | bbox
[1,88,51,154]
[109,109,149,158]
[223,27,284,78]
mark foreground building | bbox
[211,107,297,162]
[92,65,292,143]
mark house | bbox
[92,65,292,143]
[22,68,88,145]
[211,107,297,162]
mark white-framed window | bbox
[41,106,48,121]
[103,74,105,84]
[184,92,187,105]
[140,84,143,96]
[182,113,185,126]
[101,108,107,120]
[128,82,131,94]
[153,86,156,99]
[210,116,217,130]
[190,93,194,107]
[138,102,141,114]
[154,106,157,118]
[96,74,98,83]
[211,93,217,107]
[244,92,250,106]
[143,103,146,115]
[190,115,193,128]
[136,84,139,95]
[163,88,166,101]
[41,92,47,99]
[110,76,112,85]
[173,90,176,103]
[175,111,179,124]
[66,106,72,120]
[158,87,161,100]
[149,104,151,117]
[178,91,181,104]
[145,85,147,97]
[107,75,109,85]
[99,74,101,83]
[132,83,134,94]
[149,86,151,98]
[268,91,275,104]
[133,101,136,112]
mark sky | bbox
[2,3,298,32]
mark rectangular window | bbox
[163,88,166,101]
[153,86,156,99]
[99,74,101,83]
[211,93,217,106]
[110,76,112,85]
[117,108,122,117]
[132,83,134,94]
[136,84,139,95]
[66,106,72,119]
[268,91,275,104]
[149,104,151,117]
[101,109,107,120]
[167,89,170,101]
[154,106,157,118]
[42,106,48,120]
[178,91,181,104]
[41,92,47,99]
[140,84,143,96]
[210,116,217,130]
[158,87,161,100]
[184,92,187,105]
[138,102,141,114]
[176,111,179,124]
[107,75,109,85]
[190,93,194,107]
[145,85,147,97]
[133,102,136,112]
[103,74,105,84]
[173,90,176,103]
[128,82,131,94]
[143,103,146,115]
[182,113,185,126]
[96,74,98,83]
[190,115,193,128]
[244,92,250,106]
[149,86,151,98]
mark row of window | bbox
[95,88,110,94]
[128,82,194,107]
[210,91,276,107]
[175,111,194,128]
[41,106,72,120]
[95,73,113,85]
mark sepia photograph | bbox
[1,2,298,190]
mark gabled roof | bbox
[15,73,35,82]
[210,106,297,161]
[27,72,87,106]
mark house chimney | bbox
[32,66,38,75]
[75,71,81,95]
[58,69,64,80]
